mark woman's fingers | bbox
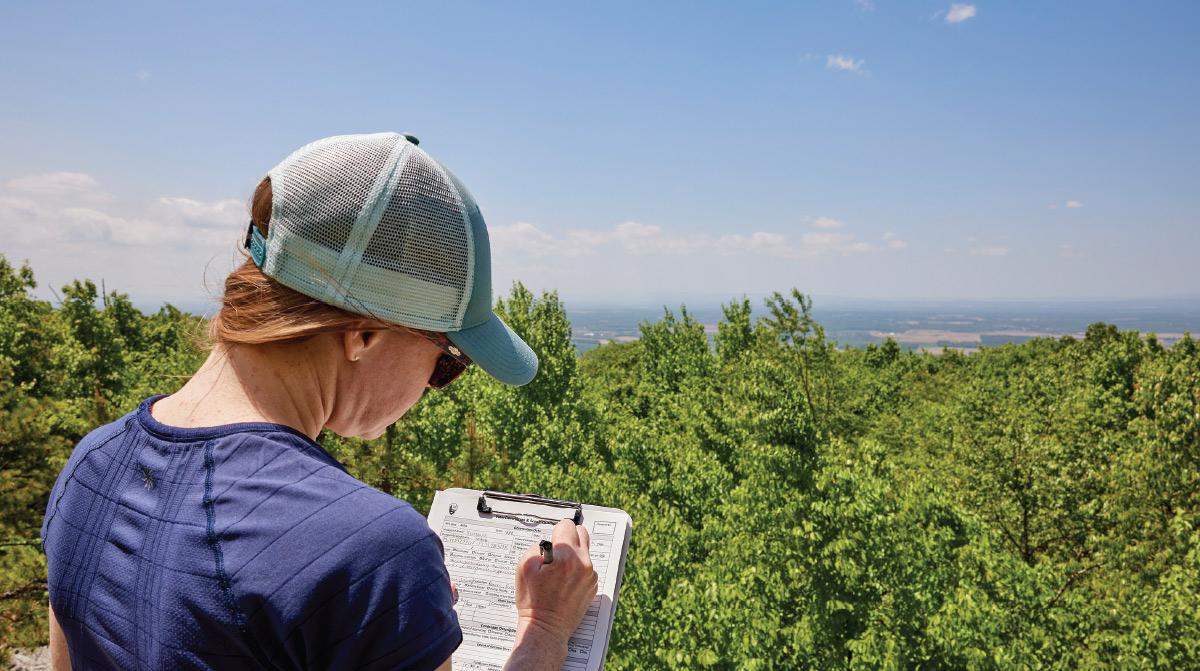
[551,518,582,551]
[512,519,600,645]
[549,519,593,572]
[515,542,543,578]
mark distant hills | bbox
[566,297,1200,353]
[107,292,1200,355]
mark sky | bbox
[1,1,1197,312]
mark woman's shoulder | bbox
[207,428,435,546]
[208,432,457,670]
[41,409,142,551]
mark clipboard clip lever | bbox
[477,491,583,525]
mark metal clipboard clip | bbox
[477,491,583,526]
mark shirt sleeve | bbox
[237,496,464,671]
[304,529,462,671]
[308,519,461,671]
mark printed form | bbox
[427,488,632,671]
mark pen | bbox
[539,539,554,564]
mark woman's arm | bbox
[49,603,70,671]
[504,519,599,671]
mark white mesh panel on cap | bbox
[269,134,396,255]
[263,134,398,308]
[352,148,473,329]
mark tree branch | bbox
[1043,563,1103,610]
[1,576,47,601]
[0,539,43,548]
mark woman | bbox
[41,132,598,670]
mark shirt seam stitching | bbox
[203,439,281,671]
[41,420,132,549]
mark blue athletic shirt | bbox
[41,396,462,671]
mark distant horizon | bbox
[549,290,1200,310]
[7,256,1199,318]
[15,278,1198,322]
[10,251,1196,354]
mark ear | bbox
[342,322,377,363]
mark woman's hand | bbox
[504,519,599,670]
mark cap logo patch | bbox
[248,225,267,267]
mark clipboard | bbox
[475,490,583,524]
[427,488,633,671]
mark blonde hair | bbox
[207,177,392,345]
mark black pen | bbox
[539,539,554,564]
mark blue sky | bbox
[1,1,1197,310]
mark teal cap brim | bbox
[446,313,539,386]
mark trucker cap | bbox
[246,132,538,386]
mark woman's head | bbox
[210,177,473,394]
[209,132,535,391]
[209,178,392,346]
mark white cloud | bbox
[491,221,562,258]
[0,183,247,310]
[1066,200,1084,208]
[155,197,244,229]
[137,71,150,82]
[491,220,901,262]
[493,221,710,258]
[806,215,846,229]
[612,221,711,256]
[1059,244,1087,259]
[853,0,874,11]
[7,172,101,195]
[0,200,127,247]
[0,197,53,245]
[794,232,876,257]
[827,55,866,74]
[0,178,243,251]
[62,208,140,244]
[943,247,955,253]
[945,3,977,23]
[715,232,790,255]
[1048,204,1059,210]
[880,231,908,249]
[969,247,1010,256]
[966,235,978,243]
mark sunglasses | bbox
[417,330,472,389]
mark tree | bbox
[4,255,1200,667]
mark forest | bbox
[1,252,1197,669]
